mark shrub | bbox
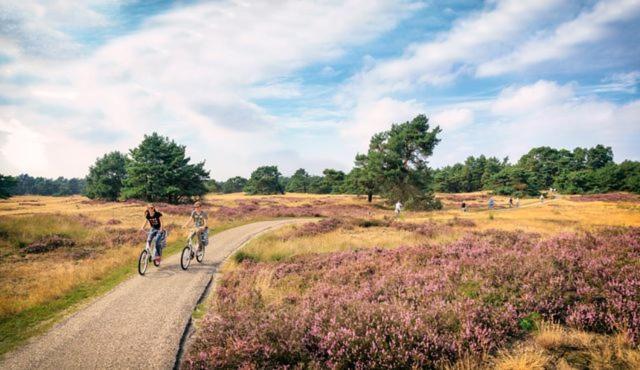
[186,228,640,368]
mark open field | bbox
[0,193,382,355]
[1,192,639,367]
[185,192,640,369]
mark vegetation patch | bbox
[570,192,640,202]
[186,228,640,369]
[23,235,76,254]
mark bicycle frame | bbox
[186,229,201,253]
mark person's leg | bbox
[147,229,158,247]
[154,230,164,257]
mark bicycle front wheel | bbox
[181,245,191,270]
[196,244,205,263]
[138,249,149,275]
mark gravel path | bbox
[0,219,306,370]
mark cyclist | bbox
[141,204,164,265]
[183,201,208,250]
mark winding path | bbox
[1,219,306,370]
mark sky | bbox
[1,0,639,180]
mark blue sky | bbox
[1,0,639,180]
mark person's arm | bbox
[202,212,208,228]
[141,218,148,231]
[158,213,163,231]
[183,212,193,228]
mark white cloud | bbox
[430,81,640,167]
[0,0,117,58]
[0,118,48,174]
[432,108,474,131]
[340,97,425,149]
[477,0,640,76]
[491,80,575,116]
[340,0,567,102]
[0,0,419,178]
[593,70,640,93]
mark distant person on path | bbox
[394,201,403,217]
[461,201,467,212]
[508,197,513,208]
[183,201,209,247]
[141,204,164,265]
[540,194,545,203]
[515,197,520,208]
[488,197,495,210]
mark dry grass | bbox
[534,322,592,351]
[227,224,425,266]
[493,346,550,370]
[478,324,640,370]
[408,195,640,235]
[230,192,640,269]
[0,196,200,319]
[0,245,139,315]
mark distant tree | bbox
[321,168,346,194]
[619,160,640,193]
[362,114,442,210]
[244,166,284,195]
[346,155,378,202]
[221,176,248,193]
[10,174,84,196]
[84,151,128,201]
[121,133,209,203]
[286,168,310,193]
[307,175,330,194]
[0,174,17,199]
[586,144,614,170]
[204,179,222,193]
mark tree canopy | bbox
[121,133,209,203]
[9,174,85,196]
[432,144,639,196]
[84,151,128,201]
[286,169,310,193]
[0,175,17,199]
[357,114,442,210]
[244,166,284,195]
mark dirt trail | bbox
[0,219,306,370]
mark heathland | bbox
[1,192,639,369]
[185,192,640,369]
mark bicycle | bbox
[180,227,207,270]
[138,229,166,276]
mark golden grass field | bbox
[1,191,639,365]
[2,192,639,319]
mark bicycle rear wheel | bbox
[138,249,149,275]
[181,245,191,270]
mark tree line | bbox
[2,115,639,205]
[433,145,640,196]
[212,115,444,210]
[0,174,85,198]
[0,133,209,202]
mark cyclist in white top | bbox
[183,201,208,244]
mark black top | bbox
[145,210,162,230]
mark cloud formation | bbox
[0,0,638,180]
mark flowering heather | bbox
[213,203,375,220]
[288,218,343,239]
[186,228,640,369]
[446,217,477,228]
[570,193,640,203]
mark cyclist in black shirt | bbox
[141,204,164,264]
